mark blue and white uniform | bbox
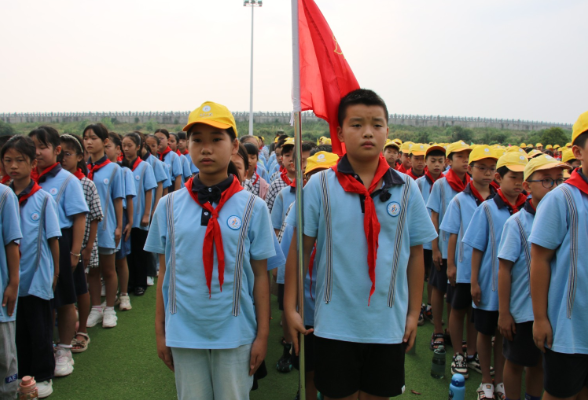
[426,177,460,258]
[270,185,296,231]
[130,160,157,230]
[0,185,23,322]
[90,157,124,250]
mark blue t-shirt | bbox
[120,166,137,209]
[0,185,23,322]
[39,166,88,229]
[144,153,171,189]
[415,175,435,250]
[498,202,534,324]
[267,234,285,273]
[426,177,460,258]
[92,160,125,249]
[256,164,269,183]
[130,161,157,230]
[180,155,193,183]
[270,186,296,231]
[17,188,61,300]
[462,195,513,311]
[302,164,437,344]
[184,154,200,175]
[529,183,588,354]
[161,151,182,182]
[144,187,276,349]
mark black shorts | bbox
[544,348,588,398]
[72,259,88,297]
[277,284,284,311]
[446,284,455,304]
[502,321,541,367]
[451,283,472,310]
[429,260,448,293]
[53,228,77,308]
[423,249,433,280]
[473,309,498,336]
[314,336,405,398]
[292,327,316,372]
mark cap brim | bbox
[505,165,526,172]
[412,151,426,156]
[183,120,232,132]
[305,166,329,175]
[534,162,572,172]
[384,144,400,150]
[449,148,471,154]
[470,155,498,163]
[426,145,446,155]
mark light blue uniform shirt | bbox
[39,167,88,229]
[92,161,125,249]
[256,164,269,182]
[530,183,588,354]
[179,155,192,183]
[267,234,285,273]
[161,151,182,182]
[270,186,296,231]
[184,154,200,175]
[130,161,157,230]
[498,202,534,324]
[145,187,276,349]
[120,166,137,209]
[426,177,460,259]
[144,153,171,189]
[416,175,435,251]
[462,195,513,311]
[18,188,61,300]
[302,165,437,344]
[0,185,23,322]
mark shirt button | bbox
[208,188,212,192]
[204,212,209,215]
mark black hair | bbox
[83,123,109,142]
[282,144,294,155]
[276,135,289,149]
[240,135,258,145]
[154,128,169,138]
[109,132,122,150]
[0,135,13,149]
[301,142,314,153]
[236,143,249,172]
[186,126,237,141]
[337,89,389,128]
[497,166,510,178]
[1,135,36,164]
[144,134,160,156]
[177,132,187,141]
[29,127,60,149]
[169,132,179,141]
[121,132,143,168]
[59,134,88,175]
[567,158,578,164]
[545,150,554,157]
[426,150,446,159]
[531,152,543,159]
[317,144,332,153]
[244,142,259,157]
[573,131,588,149]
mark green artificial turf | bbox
[51,288,486,399]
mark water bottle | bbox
[18,376,38,399]
[431,345,446,379]
[448,373,465,400]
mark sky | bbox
[1,0,586,124]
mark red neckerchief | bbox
[406,168,424,180]
[332,154,390,305]
[425,168,444,189]
[490,181,500,190]
[158,146,172,161]
[396,164,408,174]
[184,176,243,298]
[308,245,317,300]
[129,158,142,172]
[87,158,111,181]
[281,169,293,186]
[497,189,527,213]
[565,169,588,196]
[73,168,86,180]
[468,183,487,204]
[175,150,181,156]
[0,175,10,185]
[181,149,189,156]
[117,155,123,163]
[445,168,471,193]
[31,162,60,184]
[252,172,260,186]
[16,181,42,206]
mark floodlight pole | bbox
[244,0,262,135]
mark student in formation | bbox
[396,142,413,173]
[441,145,498,378]
[266,138,296,212]
[240,136,269,182]
[83,124,124,329]
[141,133,169,210]
[406,144,427,180]
[242,143,269,200]
[145,101,275,400]
[268,135,289,182]
[285,89,437,400]
[154,129,183,191]
[3,137,60,398]
[415,144,446,325]
[383,139,400,169]
[426,141,471,350]
[463,151,528,400]
[561,147,582,170]
[498,155,569,400]
[169,132,193,185]
[59,134,103,352]
[0,173,21,399]
[530,111,588,400]
[121,133,156,298]
[29,126,88,377]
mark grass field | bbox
[49,284,485,399]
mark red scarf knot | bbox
[73,168,86,180]
[445,168,471,193]
[130,157,142,172]
[32,162,60,183]
[158,146,172,161]
[87,158,111,181]
[497,189,527,214]
[565,169,588,196]
[17,182,42,205]
[281,169,293,186]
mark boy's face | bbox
[410,155,425,174]
[449,150,471,175]
[337,104,388,163]
[383,147,399,168]
[282,148,294,174]
[468,158,497,186]
[178,138,187,152]
[495,169,524,197]
[154,132,168,152]
[2,148,35,181]
[276,147,283,165]
[188,123,238,176]
[401,152,412,168]
[569,160,582,169]
[426,155,445,177]
[523,168,564,204]
[31,136,60,170]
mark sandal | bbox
[71,332,90,353]
[430,333,445,351]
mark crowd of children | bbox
[0,93,587,400]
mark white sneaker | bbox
[102,309,117,328]
[101,297,119,308]
[86,308,103,327]
[477,383,495,400]
[147,276,155,286]
[54,349,74,377]
[37,380,53,398]
[119,295,132,311]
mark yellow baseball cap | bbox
[411,144,428,156]
[383,139,400,151]
[554,144,561,149]
[562,148,576,164]
[469,146,498,164]
[426,144,446,156]
[520,143,527,148]
[524,154,571,181]
[497,151,528,172]
[536,143,543,147]
[507,146,522,153]
[566,142,572,148]
[446,141,471,157]
[572,110,588,145]
[282,137,295,147]
[305,151,339,175]
[527,149,542,159]
[400,142,413,154]
[546,144,553,150]
[323,138,332,145]
[394,138,403,145]
[183,101,238,135]
[527,143,534,149]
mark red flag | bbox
[298,0,360,155]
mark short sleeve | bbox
[143,164,157,192]
[162,165,173,189]
[302,172,322,238]
[124,168,137,198]
[462,203,490,252]
[171,154,182,178]
[427,180,442,213]
[440,197,461,235]
[248,198,277,261]
[181,157,192,179]
[407,181,438,246]
[271,192,284,230]
[1,190,22,245]
[44,194,62,240]
[63,177,89,217]
[144,198,168,254]
[266,234,286,271]
[152,160,167,184]
[529,189,568,250]
[498,217,522,263]
[111,166,125,200]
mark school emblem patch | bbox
[387,201,401,217]
[135,175,141,181]
[103,178,109,185]
[31,213,40,221]
[317,153,326,162]
[227,215,242,230]
[49,188,58,195]
[202,105,211,112]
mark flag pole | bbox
[292,0,306,399]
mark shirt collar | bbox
[191,174,235,203]
[578,169,588,185]
[337,154,405,189]
[10,180,35,202]
[523,198,536,216]
[463,182,497,199]
[89,155,108,167]
[493,191,507,209]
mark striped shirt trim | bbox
[101,166,119,231]
[454,198,465,263]
[55,174,74,205]
[514,214,531,297]
[232,193,256,317]
[319,171,333,304]
[440,181,448,241]
[278,202,295,243]
[34,195,49,271]
[166,192,178,314]
[482,202,498,292]
[561,185,578,318]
